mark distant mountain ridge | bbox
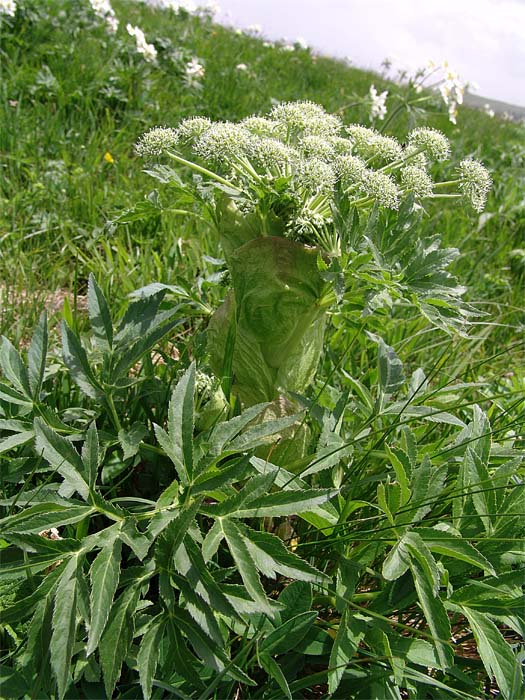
[464,92,525,119]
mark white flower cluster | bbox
[368,84,388,121]
[126,23,157,62]
[437,62,465,125]
[185,57,205,84]
[137,102,491,248]
[457,159,492,212]
[89,0,119,33]
[0,0,16,17]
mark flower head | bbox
[400,166,433,199]
[297,158,337,195]
[407,127,450,161]
[346,126,402,162]
[335,154,367,187]
[186,58,205,80]
[270,101,342,138]
[192,122,254,163]
[176,116,212,145]
[135,127,179,156]
[457,159,492,212]
[89,0,119,33]
[298,135,336,161]
[361,171,399,209]
[240,117,280,137]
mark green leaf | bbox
[28,311,48,398]
[118,422,148,461]
[119,518,151,561]
[0,429,34,455]
[0,336,31,398]
[464,447,495,535]
[88,274,113,352]
[407,544,452,669]
[99,584,140,698]
[204,486,338,519]
[382,537,410,581]
[0,502,94,535]
[137,616,164,700]
[459,606,524,700]
[34,418,90,500]
[87,539,122,656]
[0,381,32,406]
[219,518,274,616]
[206,402,270,456]
[260,611,317,655]
[259,653,292,700]
[50,554,83,700]
[82,422,100,489]
[416,526,496,575]
[240,523,331,585]
[228,413,304,452]
[61,321,103,399]
[376,336,405,396]
[2,532,80,556]
[385,444,411,506]
[278,581,312,622]
[154,364,195,485]
[328,608,366,694]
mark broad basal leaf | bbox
[87,538,122,656]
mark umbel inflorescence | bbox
[136,101,491,253]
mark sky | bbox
[211,0,525,107]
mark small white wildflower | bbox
[186,58,205,79]
[246,23,262,34]
[361,171,399,209]
[0,0,16,16]
[335,154,367,186]
[262,41,273,48]
[135,126,179,156]
[235,63,248,71]
[407,127,450,161]
[270,101,342,138]
[400,166,433,199]
[295,36,308,49]
[298,135,336,161]
[457,159,492,212]
[193,122,254,163]
[330,137,354,155]
[152,0,197,12]
[196,370,215,396]
[126,24,157,62]
[282,44,295,52]
[369,84,388,121]
[484,103,495,118]
[448,102,458,125]
[89,0,119,33]
[297,158,337,194]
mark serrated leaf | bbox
[50,554,83,700]
[34,418,90,500]
[137,616,164,700]
[87,539,122,656]
[100,584,140,698]
[61,322,103,399]
[0,381,32,406]
[459,606,523,700]
[28,311,48,398]
[416,526,496,575]
[228,413,304,452]
[408,550,452,669]
[82,422,99,489]
[207,402,270,456]
[377,337,404,396]
[0,336,31,398]
[0,429,34,455]
[382,537,410,581]
[219,518,274,616]
[328,608,366,694]
[0,502,94,535]
[87,274,113,352]
[2,532,80,556]
[260,611,317,655]
[204,487,338,519]
[119,518,151,560]
[118,422,148,461]
[154,364,195,485]
[240,523,331,585]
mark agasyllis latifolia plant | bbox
[135,101,491,410]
